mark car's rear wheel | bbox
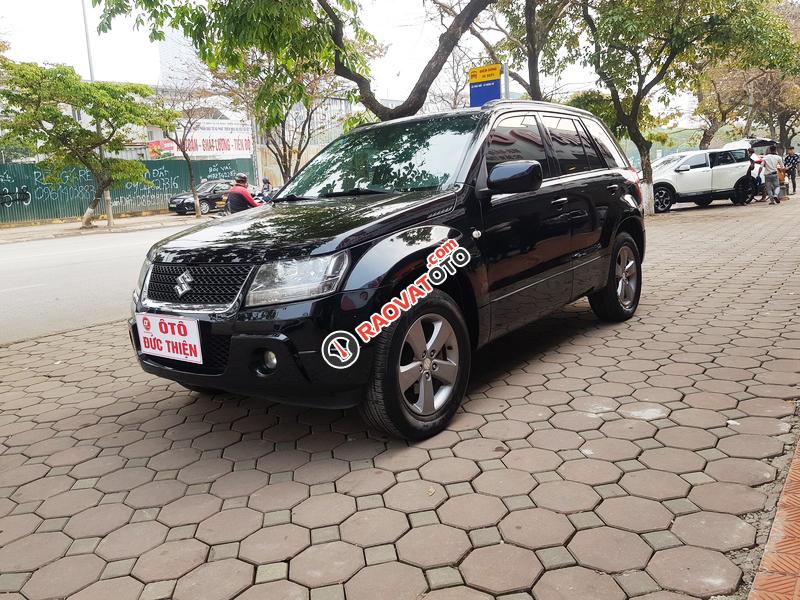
[694,197,713,207]
[359,289,471,439]
[200,200,211,215]
[654,186,673,213]
[589,232,642,322]
[732,177,754,205]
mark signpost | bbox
[469,63,503,107]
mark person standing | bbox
[748,147,765,202]
[784,146,799,194]
[762,146,785,205]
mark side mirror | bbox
[487,160,544,195]
[675,164,690,173]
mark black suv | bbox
[130,100,645,439]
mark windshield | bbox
[196,181,221,193]
[277,113,482,199]
[652,154,684,169]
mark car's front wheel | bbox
[589,231,642,322]
[654,186,674,213]
[359,289,471,439]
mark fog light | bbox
[263,350,278,370]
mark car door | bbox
[540,114,615,297]
[675,153,712,194]
[477,112,573,338]
[711,150,749,192]
[211,183,229,209]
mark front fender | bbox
[343,225,463,291]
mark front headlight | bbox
[245,252,349,307]
[133,257,152,300]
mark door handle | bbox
[551,197,568,208]
[607,184,619,193]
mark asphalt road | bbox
[0,226,188,344]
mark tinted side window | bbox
[486,114,551,178]
[578,125,604,170]
[683,154,708,169]
[731,149,748,162]
[541,115,589,175]
[582,119,628,168]
[711,151,735,167]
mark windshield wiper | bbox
[320,187,392,198]
[274,193,317,202]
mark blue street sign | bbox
[469,79,502,107]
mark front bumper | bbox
[129,289,386,408]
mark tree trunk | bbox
[524,0,543,101]
[81,172,109,228]
[778,116,790,152]
[183,150,201,218]
[635,138,655,216]
[699,123,721,150]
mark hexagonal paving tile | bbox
[619,470,690,501]
[335,468,395,497]
[384,480,447,513]
[22,554,105,600]
[249,480,309,511]
[345,561,427,600]
[131,538,209,582]
[600,419,657,440]
[158,493,222,527]
[289,541,364,588]
[239,523,310,563]
[173,558,253,600]
[96,520,168,561]
[688,482,766,515]
[596,496,673,533]
[533,566,625,600]
[196,507,262,544]
[395,524,471,568]
[340,507,409,546]
[639,448,705,474]
[705,458,777,486]
[419,457,480,484]
[473,468,536,497]
[558,458,622,485]
[580,438,641,461]
[452,437,509,461]
[672,511,756,551]
[237,581,308,600]
[64,503,133,538]
[655,426,718,451]
[461,544,543,594]
[647,546,742,597]
[568,526,652,573]
[0,531,71,572]
[718,434,785,459]
[438,493,508,529]
[528,428,584,451]
[499,507,574,549]
[291,492,356,528]
[532,480,601,513]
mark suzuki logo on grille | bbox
[174,271,194,298]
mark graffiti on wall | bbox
[0,159,254,224]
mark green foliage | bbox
[94,0,372,128]
[564,90,667,141]
[0,61,172,195]
[342,110,378,133]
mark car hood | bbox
[150,190,455,264]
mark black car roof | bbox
[351,100,597,132]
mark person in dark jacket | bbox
[226,173,260,213]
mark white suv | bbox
[650,149,752,212]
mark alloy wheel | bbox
[398,314,460,416]
[615,245,638,309]
[654,188,671,212]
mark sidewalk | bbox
[0,213,212,244]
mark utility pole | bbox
[81,0,114,227]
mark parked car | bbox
[650,148,753,213]
[130,100,645,439]
[168,179,232,215]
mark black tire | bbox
[589,232,642,322]
[732,178,753,205]
[693,198,713,207]
[358,289,471,439]
[653,186,673,213]
[200,200,211,215]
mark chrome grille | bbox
[146,264,252,305]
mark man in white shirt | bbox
[762,146,785,205]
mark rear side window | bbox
[711,151,736,167]
[731,149,748,162]
[541,115,589,175]
[486,114,551,178]
[582,119,628,169]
